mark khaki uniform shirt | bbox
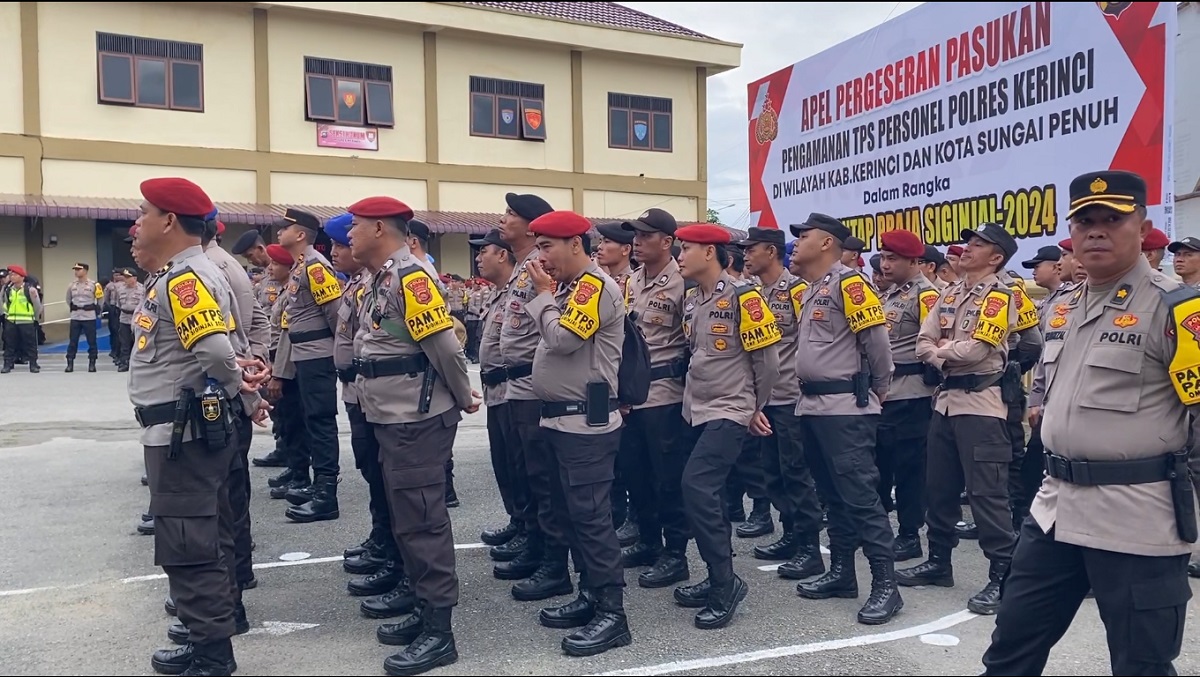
[527,262,624,434]
[883,272,940,402]
[795,262,894,416]
[128,246,244,446]
[258,279,285,352]
[758,269,807,407]
[334,270,368,405]
[206,241,270,361]
[683,272,781,427]
[916,274,1015,419]
[1029,281,1080,408]
[1033,257,1200,556]
[66,278,104,321]
[628,259,687,410]
[283,245,341,362]
[354,246,473,425]
[610,264,635,305]
[103,281,121,317]
[118,283,144,324]
[479,280,511,407]
[499,249,542,401]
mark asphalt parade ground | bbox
[2,361,1199,676]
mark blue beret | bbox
[205,207,219,222]
[323,213,353,246]
[785,240,796,258]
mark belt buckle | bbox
[357,360,375,379]
[1049,455,1072,482]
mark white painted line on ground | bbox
[920,633,960,646]
[0,584,86,597]
[244,621,320,637]
[591,609,980,677]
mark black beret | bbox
[232,229,263,256]
[597,222,634,245]
[737,227,785,248]
[408,219,431,243]
[790,213,851,243]
[505,193,553,222]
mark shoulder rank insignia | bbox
[1112,284,1132,306]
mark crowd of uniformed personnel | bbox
[116,167,1199,677]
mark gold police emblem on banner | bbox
[1097,2,1132,19]
[755,94,779,145]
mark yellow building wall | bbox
[583,190,699,222]
[0,3,22,135]
[267,10,426,163]
[439,182,572,214]
[41,160,257,201]
[580,52,698,182]
[0,217,27,271]
[0,157,25,194]
[40,218,98,323]
[37,2,257,150]
[270,173,428,209]
[435,32,573,172]
[437,235,472,278]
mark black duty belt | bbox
[353,354,429,379]
[290,327,334,344]
[337,367,358,384]
[649,361,687,381]
[541,399,621,419]
[942,373,1002,391]
[480,363,534,388]
[800,379,856,396]
[1045,452,1178,486]
[893,362,925,377]
[134,402,176,428]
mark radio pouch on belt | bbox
[586,381,610,427]
[1170,451,1198,544]
[854,354,870,408]
[1000,360,1023,405]
[169,387,196,460]
[198,387,231,450]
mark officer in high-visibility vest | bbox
[2,265,43,373]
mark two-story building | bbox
[0,1,740,331]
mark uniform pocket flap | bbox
[1131,576,1192,611]
[150,492,218,517]
[389,465,444,490]
[1042,341,1063,364]
[1084,347,1145,374]
[567,461,613,487]
[973,443,1012,463]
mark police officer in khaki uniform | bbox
[921,245,949,291]
[618,208,690,586]
[983,170,1200,675]
[520,211,631,656]
[264,248,315,503]
[789,213,901,626]
[1169,237,1200,289]
[346,196,478,676]
[278,209,343,523]
[736,228,824,575]
[671,224,781,629]
[130,178,267,676]
[874,230,940,562]
[901,221,1019,616]
[595,222,635,298]
[64,263,103,373]
[116,268,145,373]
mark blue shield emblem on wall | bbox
[501,109,515,124]
[634,121,648,142]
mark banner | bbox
[747,2,1175,261]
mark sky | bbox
[621,2,924,227]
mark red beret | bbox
[1058,238,1073,252]
[1142,227,1169,251]
[347,196,415,221]
[675,224,732,245]
[139,178,214,219]
[946,245,964,257]
[7,265,27,277]
[880,230,925,259]
[266,243,294,267]
[529,211,591,239]
[215,221,225,236]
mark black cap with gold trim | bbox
[1066,170,1146,218]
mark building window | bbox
[96,32,204,112]
[304,57,394,128]
[469,76,546,141]
[608,93,672,152]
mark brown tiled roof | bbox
[455,2,715,40]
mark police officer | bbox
[920,245,949,291]
[104,271,123,363]
[116,269,144,373]
[841,236,866,271]
[595,222,635,298]
[241,237,289,470]
[65,262,103,373]
[471,229,527,549]
[346,196,477,676]
[618,208,690,586]
[901,221,1019,616]
[875,230,940,562]
[264,249,315,505]
[278,209,343,523]
[1142,225,1170,272]
[737,227,824,575]
[1169,237,1200,289]
[868,254,886,291]
[788,213,900,626]
[671,224,781,629]
[1,266,42,373]
[130,177,267,675]
[521,211,631,656]
[232,229,272,273]
[983,170,1200,675]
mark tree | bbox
[706,208,721,224]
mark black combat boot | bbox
[138,515,155,535]
[168,603,249,644]
[539,588,596,629]
[377,602,425,646]
[28,359,39,373]
[480,519,518,547]
[1189,561,1200,579]
[348,561,402,597]
[967,560,1009,615]
[164,595,176,617]
[345,537,377,559]
[511,552,573,602]
[493,533,540,579]
[87,358,97,372]
[896,545,954,588]
[857,559,903,625]
[694,575,748,630]
[65,358,74,373]
[620,542,661,568]
[637,549,689,588]
[955,520,979,540]
[754,525,801,560]
[344,543,391,575]
[283,481,316,505]
[444,465,459,509]
[561,587,632,657]
[797,548,858,599]
[181,638,237,676]
[251,448,287,468]
[490,523,529,561]
[893,532,923,562]
[382,606,458,676]
[777,532,826,580]
[285,475,339,523]
[117,362,128,373]
[362,579,417,619]
[672,576,712,608]
[736,499,774,538]
[615,512,641,548]
[271,474,310,500]
[1,361,13,374]
[267,467,301,489]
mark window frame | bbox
[168,59,205,112]
[95,33,204,113]
[468,76,546,142]
[363,78,395,128]
[607,93,673,153]
[97,52,135,105]
[303,57,395,129]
